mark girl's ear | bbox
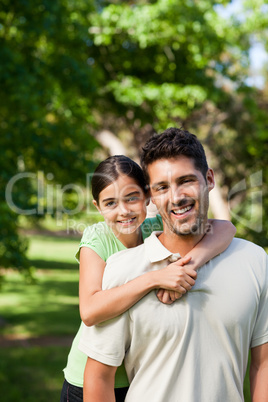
[92,199,101,214]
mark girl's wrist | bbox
[143,270,160,291]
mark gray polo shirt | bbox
[79,233,268,402]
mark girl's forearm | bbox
[81,261,195,326]
[79,247,186,326]
[81,271,160,326]
[185,219,236,270]
[81,220,236,326]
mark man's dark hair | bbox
[140,127,208,183]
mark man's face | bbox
[148,156,215,237]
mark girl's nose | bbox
[118,202,131,214]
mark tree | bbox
[0,0,100,274]
[1,0,267,275]
[84,0,267,246]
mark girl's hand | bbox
[156,255,197,305]
[156,289,182,304]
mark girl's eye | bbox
[127,196,140,202]
[106,201,116,208]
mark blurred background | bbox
[0,0,267,400]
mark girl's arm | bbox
[79,247,196,327]
[157,219,236,304]
[80,220,236,325]
[184,219,236,268]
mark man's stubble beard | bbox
[163,189,209,237]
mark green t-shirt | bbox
[63,216,163,388]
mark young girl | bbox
[60,155,236,402]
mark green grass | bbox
[0,233,252,401]
[27,234,79,264]
[0,234,81,401]
[0,346,70,402]
[0,269,80,337]
[0,234,81,337]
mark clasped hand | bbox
[157,255,197,305]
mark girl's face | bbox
[94,174,148,236]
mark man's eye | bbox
[156,185,168,192]
[181,178,194,185]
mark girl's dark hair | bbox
[140,127,208,183]
[91,155,148,204]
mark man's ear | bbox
[92,199,101,214]
[206,168,215,192]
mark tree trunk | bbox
[96,130,127,155]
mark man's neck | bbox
[158,230,205,257]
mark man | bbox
[79,128,268,401]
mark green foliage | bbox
[86,0,238,128]
[0,0,99,183]
[85,0,268,246]
[0,0,100,272]
[0,206,29,273]
[1,0,268,272]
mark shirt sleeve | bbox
[74,224,108,263]
[78,315,131,367]
[251,252,268,348]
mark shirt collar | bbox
[144,232,181,263]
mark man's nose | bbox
[170,185,183,204]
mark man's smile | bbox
[170,199,195,218]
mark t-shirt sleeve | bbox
[78,315,130,367]
[74,224,108,263]
[251,252,268,348]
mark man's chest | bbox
[129,257,259,346]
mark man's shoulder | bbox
[106,242,145,265]
[103,242,148,289]
[224,237,267,263]
[230,237,266,253]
